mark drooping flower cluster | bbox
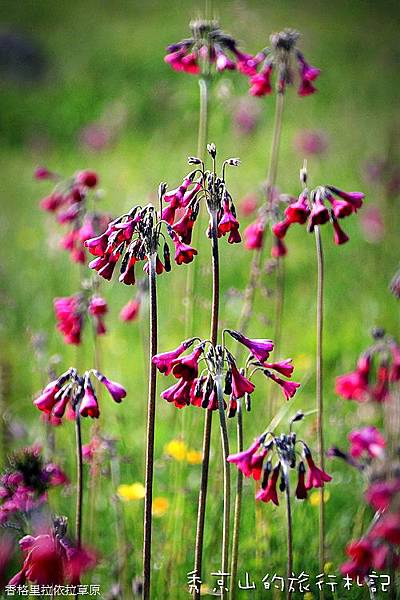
[0,446,68,525]
[241,29,320,97]
[243,187,293,257]
[153,330,299,412]
[272,171,365,245]
[228,412,331,506]
[165,19,257,76]
[9,517,96,586]
[328,426,386,471]
[164,144,241,247]
[84,183,197,286]
[335,329,400,403]
[35,167,111,264]
[33,368,126,421]
[331,429,400,579]
[54,292,108,345]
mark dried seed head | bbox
[207,143,217,158]
[226,158,240,167]
[188,156,202,165]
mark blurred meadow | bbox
[1,0,400,598]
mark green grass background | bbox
[1,0,399,597]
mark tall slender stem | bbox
[314,225,326,588]
[284,472,293,600]
[229,399,243,600]
[216,373,231,600]
[185,76,210,338]
[74,413,83,600]
[193,210,219,599]
[143,252,158,600]
[110,450,126,595]
[75,414,83,548]
[237,92,285,340]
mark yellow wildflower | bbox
[117,482,145,501]
[186,450,203,465]
[309,490,331,506]
[152,497,169,517]
[164,439,187,461]
[324,562,335,574]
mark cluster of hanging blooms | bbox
[84,179,201,286]
[33,368,126,421]
[335,329,400,403]
[35,167,111,264]
[330,426,400,578]
[9,517,96,586]
[0,446,68,525]
[328,426,386,469]
[228,412,331,505]
[272,165,365,245]
[240,29,320,97]
[153,330,299,412]
[165,19,256,76]
[243,187,294,257]
[54,291,108,345]
[164,143,241,246]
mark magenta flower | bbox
[265,372,300,400]
[152,339,195,375]
[217,199,241,242]
[295,462,308,499]
[308,195,330,229]
[0,448,68,526]
[366,480,400,511]
[119,297,141,322]
[285,191,310,224]
[53,295,82,345]
[54,293,108,345]
[336,332,400,403]
[304,447,332,489]
[370,514,400,545]
[348,426,385,459]
[165,20,255,77]
[341,539,374,579]
[249,64,273,96]
[171,346,203,381]
[244,30,320,97]
[170,230,198,265]
[95,373,126,403]
[271,236,287,258]
[230,364,255,399]
[34,368,125,422]
[161,379,192,409]
[294,129,328,156]
[249,447,270,481]
[227,438,263,477]
[227,330,274,363]
[263,359,294,378]
[173,206,196,244]
[332,218,349,245]
[9,523,96,586]
[335,370,368,402]
[256,463,280,506]
[274,184,365,246]
[79,382,100,419]
[243,219,265,250]
[272,218,291,239]
[36,167,111,264]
